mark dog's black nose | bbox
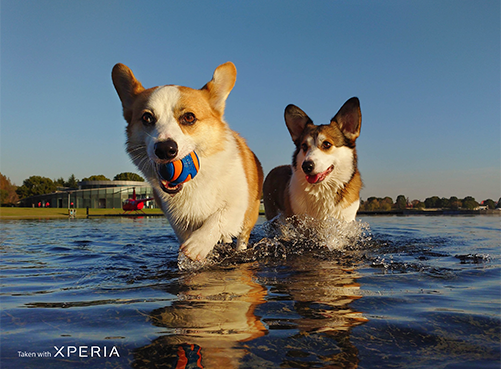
[302,160,315,174]
[155,139,178,160]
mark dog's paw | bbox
[180,236,215,261]
[236,238,247,251]
[177,252,207,271]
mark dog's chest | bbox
[158,146,249,234]
[289,174,356,221]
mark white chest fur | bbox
[289,171,359,222]
[156,134,249,242]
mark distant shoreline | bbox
[1,207,499,220]
[0,207,164,220]
[357,209,500,216]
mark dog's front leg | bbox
[180,211,224,261]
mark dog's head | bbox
[112,62,237,195]
[285,97,361,186]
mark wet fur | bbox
[112,62,263,261]
[263,97,362,222]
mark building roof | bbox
[78,180,150,189]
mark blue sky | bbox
[1,0,499,201]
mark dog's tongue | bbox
[306,173,323,184]
[305,166,333,184]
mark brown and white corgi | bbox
[263,97,362,223]
[112,62,263,262]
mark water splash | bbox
[177,215,372,271]
[455,254,492,264]
[263,214,372,251]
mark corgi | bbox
[263,97,362,223]
[112,62,263,262]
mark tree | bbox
[16,176,57,199]
[449,196,461,209]
[360,196,396,211]
[395,195,407,210]
[411,199,425,209]
[81,175,110,181]
[54,177,66,187]
[113,172,145,182]
[0,188,7,205]
[54,174,79,188]
[66,174,79,188]
[481,199,496,210]
[462,196,479,210]
[366,198,380,211]
[0,173,19,206]
[360,197,380,211]
[424,196,441,209]
[380,197,393,211]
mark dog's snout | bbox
[154,139,178,160]
[302,160,315,174]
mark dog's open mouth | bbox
[159,180,183,194]
[154,151,200,195]
[305,165,334,184]
[157,165,183,195]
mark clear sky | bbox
[1,0,499,202]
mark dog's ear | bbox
[202,62,237,115]
[331,97,361,142]
[112,63,145,121]
[284,104,313,142]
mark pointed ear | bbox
[284,104,313,142]
[331,97,361,142]
[111,63,145,113]
[202,62,237,115]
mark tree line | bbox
[0,172,145,205]
[1,171,500,210]
[360,195,500,211]
[0,173,19,206]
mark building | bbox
[19,180,157,209]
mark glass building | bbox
[19,181,157,209]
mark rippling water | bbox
[1,215,499,368]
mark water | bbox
[1,215,499,368]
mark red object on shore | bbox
[122,188,153,213]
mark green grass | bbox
[0,207,164,219]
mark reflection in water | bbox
[287,258,367,333]
[133,264,267,368]
[134,249,368,368]
[260,256,367,368]
[2,216,498,368]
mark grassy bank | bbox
[0,207,164,219]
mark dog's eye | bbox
[322,141,332,150]
[301,143,308,152]
[180,112,197,125]
[141,112,156,126]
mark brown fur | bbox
[234,132,264,245]
[112,62,263,260]
[262,165,293,219]
[263,97,363,222]
[175,86,231,157]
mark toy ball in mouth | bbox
[158,151,200,187]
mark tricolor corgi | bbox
[263,97,362,223]
[112,62,263,262]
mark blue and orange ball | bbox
[159,151,200,186]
